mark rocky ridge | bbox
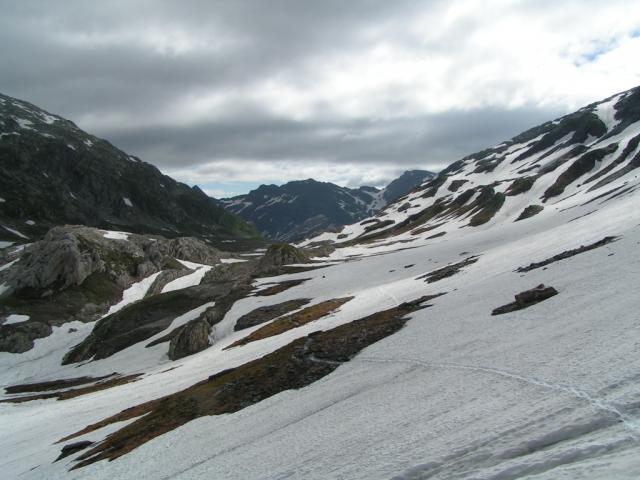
[0,92,259,242]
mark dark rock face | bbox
[0,92,259,241]
[168,319,211,360]
[0,321,51,353]
[492,284,558,315]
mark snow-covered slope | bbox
[1,87,640,479]
[304,87,640,247]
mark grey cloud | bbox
[109,105,562,171]
[0,0,602,188]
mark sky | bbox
[1,0,639,197]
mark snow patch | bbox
[220,258,248,264]
[1,224,29,239]
[106,271,164,316]
[0,259,18,272]
[102,230,132,241]
[123,197,134,207]
[3,314,30,325]
[162,261,213,293]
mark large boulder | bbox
[0,321,52,353]
[5,226,108,292]
[258,244,310,273]
[168,319,211,360]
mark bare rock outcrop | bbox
[492,284,558,315]
[0,321,52,353]
[168,319,211,360]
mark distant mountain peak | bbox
[221,170,435,241]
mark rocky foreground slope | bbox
[0,93,258,242]
[1,86,640,479]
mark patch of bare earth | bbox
[226,297,354,349]
[1,374,141,403]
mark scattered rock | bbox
[492,284,558,315]
[417,256,479,283]
[0,321,52,353]
[516,236,618,272]
[56,441,94,461]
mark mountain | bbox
[221,171,435,241]
[306,86,640,246]
[0,93,259,242]
[2,86,640,479]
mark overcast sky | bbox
[1,0,639,197]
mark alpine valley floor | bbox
[2,88,640,479]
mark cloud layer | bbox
[1,0,639,195]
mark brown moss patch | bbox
[234,298,312,331]
[1,374,141,403]
[226,297,353,349]
[63,294,440,469]
[4,374,116,394]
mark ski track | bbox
[356,356,640,440]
